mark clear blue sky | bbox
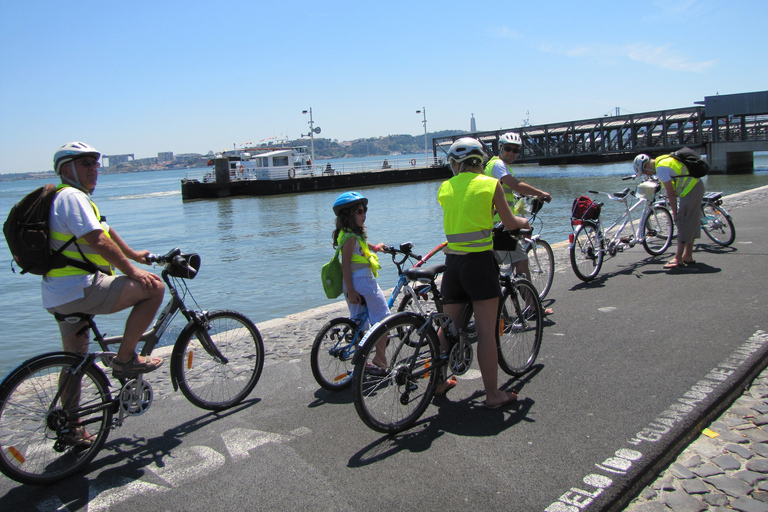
[1,0,765,174]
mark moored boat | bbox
[181,147,449,200]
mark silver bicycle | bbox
[569,176,674,282]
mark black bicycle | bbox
[0,248,264,485]
[352,267,543,434]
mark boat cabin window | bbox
[256,157,268,167]
[273,156,289,167]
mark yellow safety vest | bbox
[656,155,698,197]
[47,184,114,277]
[438,172,496,253]
[337,230,380,277]
[484,156,524,218]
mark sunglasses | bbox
[503,146,520,154]
[77,158,101,168]
[354,206,367,215]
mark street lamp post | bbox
[302,108,320,170]
[416,108,428,166]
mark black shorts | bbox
[440,251,501,304]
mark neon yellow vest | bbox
[337,230,380,277]
[47,184,114,277]
[656,155,698,197]
[484,156,523,218]
[438,172,496,253]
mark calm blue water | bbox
[2,153,767,377]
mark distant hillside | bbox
[0,130,468,180]
[269,130,467,159]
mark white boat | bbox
[202,146,314,183]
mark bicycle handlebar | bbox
[146,248,198,274]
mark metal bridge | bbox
[433,91,768,173]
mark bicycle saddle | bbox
[404,264,446,283]
[614,188,632,198]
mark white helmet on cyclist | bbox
[54,141,101,175]
[446,137,487,165]
[498,132,522,148]
[633,154,651,176]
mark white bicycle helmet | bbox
[498,132,522,147]
[446,137,487,164]
[633,154,651,176]
[54,141,101,175]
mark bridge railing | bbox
[433,108,768,164]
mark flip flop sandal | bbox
[112,353,164,379]
[484,391,518,409]
[434,376,458,396]
[365,363,387,377]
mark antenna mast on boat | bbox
[302,108,321,168]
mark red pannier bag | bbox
[571,195,601,225]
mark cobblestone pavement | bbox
[626,366,768,512]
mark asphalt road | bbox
[1,188,766,512]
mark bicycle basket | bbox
[571,196,601,221]
[636,181,660,201]
[167,253,201,279]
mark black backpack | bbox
[668,147,710,178]
[3,184,98,275]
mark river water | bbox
[2,153,767,377]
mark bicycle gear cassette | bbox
[119,378,153,416]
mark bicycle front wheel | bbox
[353,313,440,434]
[173,310,264,410]
[497,279,543,376]
[702,204,735,246]
[642,206,673,256]
[311,318,359,391]
[0,353,113,485]
[526,238,555,300]
[570,222,604,282]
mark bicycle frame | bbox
[383,241,446,315]
[587,187,655,254]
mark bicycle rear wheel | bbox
[173,310,264,410]
[570,222,604,282]
[702,203,735,246]
[0,353,113,485]
[642,206,673,256]
[497,279,543,376]
[353,313,439,434]
[311,318,359,391]
[525,238,555,300]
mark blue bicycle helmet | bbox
[333,191,368,215]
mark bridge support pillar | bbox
[708,141,768,174]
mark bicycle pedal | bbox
[620,236,632,243]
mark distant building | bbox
[104,154,134,166]
[470,114,476,132]
[158,152,174,162]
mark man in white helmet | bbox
[45,142,165,404]
[485,132,553,314]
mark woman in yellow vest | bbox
[437,138,530,408]
[332,191,389,369]
[634,153,706,268]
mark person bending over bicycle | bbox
[634,153,705,269]
[438,138,530,408]
[43,142,165,442]
[485,132,553,315]
[332,192,389,370]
